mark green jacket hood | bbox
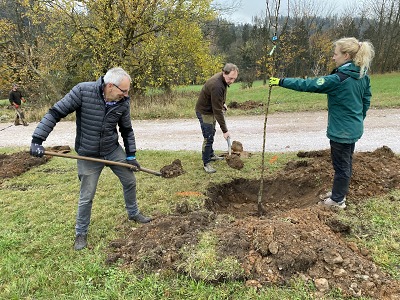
[337,61,361,79]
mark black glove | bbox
[30,143,45,157]
[126,156,140,171]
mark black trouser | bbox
[330,140,355,203]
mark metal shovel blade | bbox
[227,137,232,156]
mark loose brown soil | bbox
[0,151,50,182]
[0,146,71,183]
[2,146,400,299]
[228,100,263,110]
[160,159,185,178]
[224,140,245,170]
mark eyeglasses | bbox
[112,83,129,94]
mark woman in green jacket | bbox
[269,37,375,208]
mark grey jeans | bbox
[75,145,138,235]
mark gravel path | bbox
[1,108,399,153]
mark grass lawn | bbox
[1,148,399,299]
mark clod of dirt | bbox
[297,149,329,158]
[160,159,185,178]
[284,160,309,170]
[225,140,245,170]
[175,200,191,214]
[231,140,243,152]
[226,154,244,170]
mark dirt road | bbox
[1,108,399,153]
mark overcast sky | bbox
[213,0,359,24]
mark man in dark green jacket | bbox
[270,37,375,209]
[195,63,238,173]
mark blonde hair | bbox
[334,37,375,77]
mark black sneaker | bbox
[74,234,87,250]
[129,213,152,223]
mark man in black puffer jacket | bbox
[30,67,151,251]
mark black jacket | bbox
[32,77,136,157]
[9,90,24,105]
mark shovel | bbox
[44,150,162,176]
[227,137,232,156]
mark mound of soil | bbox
[226,154,244,170]
[0,146,72,183]
[107,146,400,299]
[0,151,50,182]
[228,100,263,110]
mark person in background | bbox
[9,84,28,126]
[29,67,152,251]
[269,37,375,209]
[195,63,239,173]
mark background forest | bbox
[0,0,399,105]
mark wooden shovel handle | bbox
[44,151,162,176]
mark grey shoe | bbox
[74,234,87,250]
[203,163,216,173]
[318,197,346,209]
[319,191,332,200]
[129,213,152,223]
[210,155,224,161]
[319,192,346,202]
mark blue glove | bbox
[30,143,45,157]
[269,77,281,86]
[126,156,140,171]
